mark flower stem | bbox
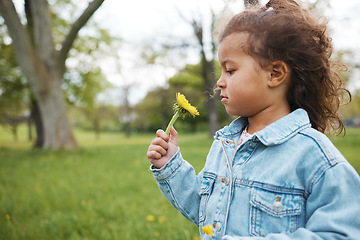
[165,111,179,135]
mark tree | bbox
[65,67,111,139]
[133,87,172,132]
[0,0,105,149]
[133,62,226,133]
[189,13,220,136]
[0,28,29,141]
[119,84,133,138]
[62,26,118,139]
[168,63,220,132]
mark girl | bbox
[147,0,360,239]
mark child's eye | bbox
[226,70,235,75]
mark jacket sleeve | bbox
[150,147,202,226]
[222,161,360,240]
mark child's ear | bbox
[268,61,289,88]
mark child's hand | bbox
[147,127,178,169]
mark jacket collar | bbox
[215,109,311,146]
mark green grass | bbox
[0,127,209,240]
[329,128,360,172]
[0,126,359,239]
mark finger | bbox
[148,144,167,157]
[150,137,169,150]
[147,150,162,160]
[156,129,169,142]
[169,127,178,146]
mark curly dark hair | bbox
[220,0,350,134]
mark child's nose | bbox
[217,75,226,88]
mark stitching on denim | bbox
[294,214,299,232]
[165,180,198,224]
[256,123,311,146]
[198,193,210,224]
[203,171,217,179]
[156,156,184,183]
[308,163,331,195]
[233,144,258,178]
[221,140,234,236]
[199,176,215,225]
[251,193,302,216]
[249,188,302,236]
[298,129,337,166]
[234,178,306,197]
[249,194,261,237]
[297,129,342,194]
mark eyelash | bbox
[226,70,235,75]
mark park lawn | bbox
[328,128,360,172]
[0,126,359,240]
[0,129,209,240]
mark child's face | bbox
[217,32,272,117]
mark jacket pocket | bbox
[199,176,215,225]
[249,188,304,237]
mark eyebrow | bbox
[220,58,236,67]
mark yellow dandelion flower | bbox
[202,225,214,237]
[5,214,10,220]
[155,232,160,237]
[176,93,200,117]
[165,92,200,135]
[158,216,166,223]
[146,215,155,222]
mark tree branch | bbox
[57,0,105,76]
[0,0,41,90]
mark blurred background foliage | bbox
[0,0,359,147]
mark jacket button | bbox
[221,178,229,186]
[273,196,283,212]
[215,222,222,231]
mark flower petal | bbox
[202,225,214,236]
[176,93,200,117]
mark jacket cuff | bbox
[150,147,183,181]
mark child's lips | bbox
[220,94,228,103]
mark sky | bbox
[95,0,360,49]
[95,0,225,42]
[90,0,360,105]
[93,0,229,105]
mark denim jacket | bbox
[151,109,360,239]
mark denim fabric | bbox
[151,109,360,239]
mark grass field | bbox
[0,126,359,240]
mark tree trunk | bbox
[94,119,100,140]
[0,0,105,149]
[11,126,18,142]
[36,76,77,148]
[122,86,132,138]
[9,120,18,142]
[202,57,219,136]
[27,115,32,141]
[191,18,219,137]
[30,98,43,147]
